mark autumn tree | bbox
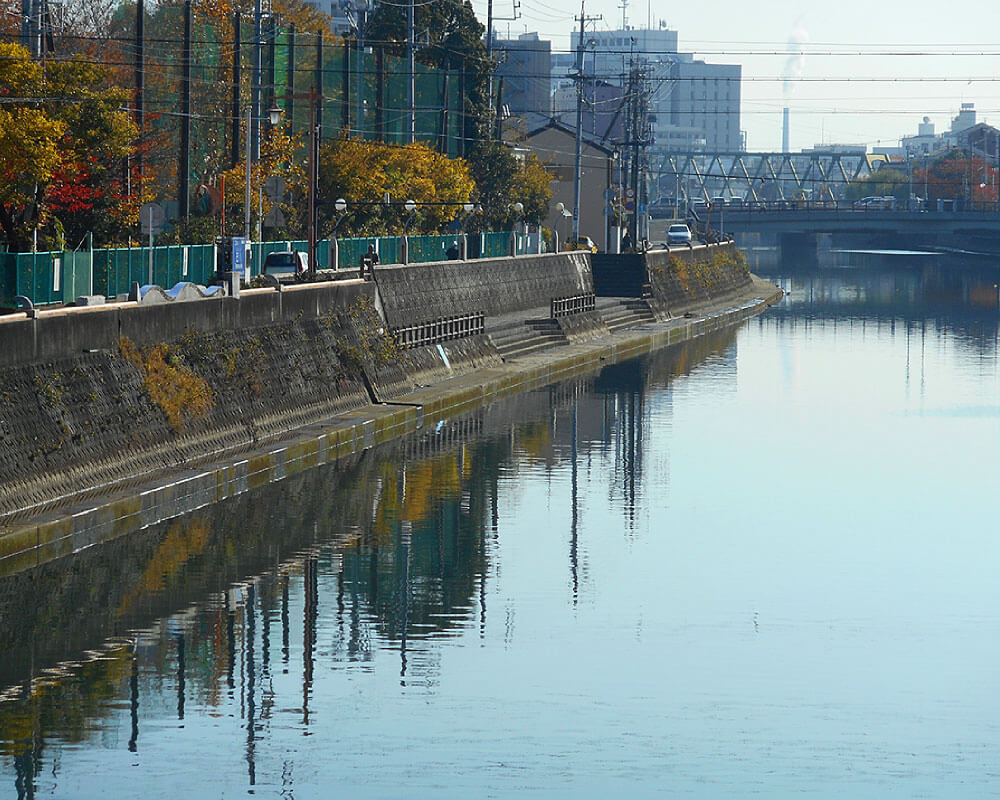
[0,42,137,251]
[465,141,553,229]
[315,138,476,235]
[161,123,307,244]
[913,149,998,205]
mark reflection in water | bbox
[0,329,735,797]
[5,256,999,796]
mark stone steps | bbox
[596,297,656,332]
[490,317,569,361]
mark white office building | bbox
[553,25,741,153]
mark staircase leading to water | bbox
[489,317,569,361]
[596,296,656,332]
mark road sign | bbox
[231,237,248,281]
[624,200,636,212]
[264,175,286,199]
[263,206,286,228]
[624,187,636,201]
[139,203,165,235]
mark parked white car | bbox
[666,223,692,245]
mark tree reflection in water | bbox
[0,329,739,796]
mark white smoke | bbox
[782,25,810,97]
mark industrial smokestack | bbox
[782,107,790,153]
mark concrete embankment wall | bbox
[0,247,759,524]
[0,281,386,521]
[643,243,753,317]
[374,251,592,326]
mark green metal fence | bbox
[93,244,217,299]
[1,232,518,308]
[407,234,455,263]
[479,232,510,259]
[0,251,93,308]
[336,237,400,269]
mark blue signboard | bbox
[231,237,247,280]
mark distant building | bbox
[668,59,741,151]
[517,118,617,252]
[552,26,741,153]
[299,0,354,34]
[951,102,977,134]
[495,33,552,116]
[898,105,998,161]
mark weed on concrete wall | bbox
[119,338,214,431]
[334,295,401,370]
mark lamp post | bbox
[328,198,348,270]
[458,202,477,259]
[510,201,523,257]
[270,89,320,275]
[245,104,283,244]
[553,201,572,252]
[401,199,417,264]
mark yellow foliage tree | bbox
[317,138,476,235]
[215,125,307,239]
[0,42,136,250]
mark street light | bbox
[458,202,478,259]
[401,199,417,264]
[510,202,524,257]
[270,89,321,275]
[328,198,348,270]
[245,104,283,244]
[553,201,573,251]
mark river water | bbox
[2,253,1000,798]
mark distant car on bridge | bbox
[853,196,896,210]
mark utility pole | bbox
[179,0,192,218]
[307,88,319,275]
[486,0,494,112]
[135,0,144,193]
[407,0,415,143]
[231,10,242,169]
[572,1,601,242]
[251,0,263,164]
[625,59,650,245]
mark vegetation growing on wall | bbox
[655,247,750,296]
[332,294,401,370]
[119,337,214,431]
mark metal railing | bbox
[393,312,485,349]
[551,293,596,318]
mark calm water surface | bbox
[2,255,1000,798]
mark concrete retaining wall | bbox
[374,252,592,326]
[643,243,752,317]
[0,280,372,369]
[0,248,759,522]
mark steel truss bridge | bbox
[651,149,878,204]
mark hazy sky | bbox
[471,0,1000,152]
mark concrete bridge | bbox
[704,205,1000,256]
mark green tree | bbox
[845,167,909,204]
[366,0,490,146]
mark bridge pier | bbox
[780,233,819,268]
